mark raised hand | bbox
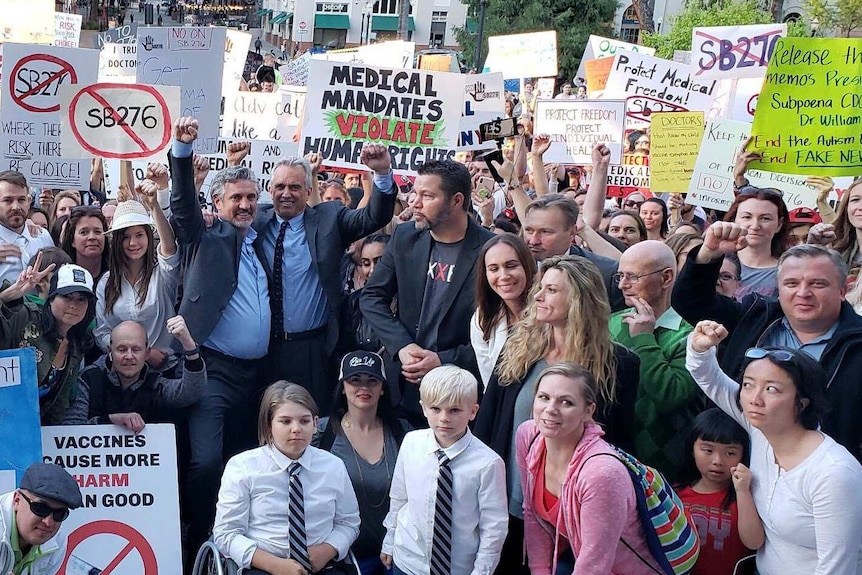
[166,315,196,351]
[733,136,762,182]
[173,116,199,144]
[699,222,748,262]
[591,142,611,169]
[360,144,392,175]
[805,176,834,201]
[304,152,323,175]
[690,320,728,353]
[192,155,210,190]
[806,223,835,246]
[227,142,251,167]
[146,162,170,190]
[531,134,551,157]
[135,179,161,211]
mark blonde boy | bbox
[381,365,507,575]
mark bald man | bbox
[608,241,705,481]
[64,317,206,432]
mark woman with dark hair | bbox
[722,188,790,299]
[606,209,647,248]
[470,233,536,388]
[314,351,410,575]
[60,206,109,284]
[94,186,180,370]
[687,321,862,575]
[50,215,69,247]
[27,207,49,230]
[665,232,704,273]
[640,197,669,240]
[0,261,96,424]
[345,234,391,352]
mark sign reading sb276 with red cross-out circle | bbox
[60,83,180,161]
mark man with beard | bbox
[361,160,494,426]
[0,171,54,284]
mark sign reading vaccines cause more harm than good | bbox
[60,83,180,161]
[0,43,99,188]
[302,61,463,173]
[0,349,40,493]
[483,31,558,78]
[691,24,786,79]
[602,52,718,130]
[750,37,862,176]
[137,27,226,154]
[43,424,182,575]
[457,73,505,150]
[534,99,626,164]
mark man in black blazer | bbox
[360,160,495,425]
[253,145,396,414]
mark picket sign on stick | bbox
[648,112,705,193]
[533,99,626,164]
[691,24,786,79]
[575,35,655,81]
[483,31,558,78]
[59,83,180,161]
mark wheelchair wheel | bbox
[191,541,224,575]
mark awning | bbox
[314,13,350,30]
[254,8,267,16]
[271,11,290,25]
[371,15,415,32]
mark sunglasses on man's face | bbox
[19,491,70,522]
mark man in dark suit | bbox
[361,160,494,426]
[253,144,396,414]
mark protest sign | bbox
[534,99,626,164]
[607,154,650,197]
[688,117,845,210]
[0,0,54,44]
[0,349,40,490]
[54,13,83,48]
[649,112,704,192]
[302,61,463,172]
[60,83,180,161]
[136,27,226,154]
[457,73,505,150]
[603,52,719,130]
[98,42,137,83]
[585,57,613,97]
[200,139,299,204]
[535,77,555,99]
[0,43,99,188]
[484,31,558,78]
[313,41,415,70]
[691,24,786,79]
[576,36,655,80]
[43,424,182,575]
[749,37,862,177]
[94,23,138,48]
[281,52,311,86]
[222,29,252,94]
[222,88,304,142]
[242,50,263,81]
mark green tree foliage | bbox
[804,0,862,36]
[455,0,618,81]
[642,0,808,59]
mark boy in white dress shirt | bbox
[381,365,508,575]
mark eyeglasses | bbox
[19,492,70,522]
[744,348,794,362]
[737,186,784,198]
[612,268,668,284]
[718,272,740,282]
[623,200,644,209]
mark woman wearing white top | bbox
[470,234,536,388]
[95,174,180,370]
[686,320,862,575]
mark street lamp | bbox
[474,0,487,72]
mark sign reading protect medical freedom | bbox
[302,61,462,172]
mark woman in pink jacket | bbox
[516,362,660,575]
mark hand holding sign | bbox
[174,116,199,144]
[733,136,762,182]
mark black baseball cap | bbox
[339,351,387,383]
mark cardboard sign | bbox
[54,13,83,48]
[691,24,786,79]
[750,37,862,176]
[535,77,555,99]
[98,42,137,83]
[94,23,138,48]
[602,52,719,130]
[0,0,54,44]
[0,43,99,188]
[302,61,463,173]
[136,27,226,154]
[534,99,626,164]
[281,52,311,86]
[0,349,40,488]
[607,154,650,197]
[484,31,558,78]
[222,87,304,142]
[576,35,655,81]
[585,57,614,97]
[313,41,415,70]
[222,29,251,94]
[457,73,505,150]
[200,139,299,204]
[43,424,182,575]
[60,83,180,160]
[649,112,705,192]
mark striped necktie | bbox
[430,449,453,575]
[287,462,312,571]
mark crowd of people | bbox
[2,94,862,575]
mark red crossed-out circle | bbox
[10,53,78,113]
[59,519,158,575]
[68,83,172,160]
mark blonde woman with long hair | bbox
[473,254,640,574]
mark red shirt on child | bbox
[678,486,751,575]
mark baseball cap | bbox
[788,207,822,225]
[49,264,94,297]
[339,351,387,383]
[109,200,153,233]
[19,463,83,509]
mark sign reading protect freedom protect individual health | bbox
[750,37,862,176]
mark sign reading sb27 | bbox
[692,24,787,79]
[59,83,181,161]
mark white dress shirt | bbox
[94,249,181,353]
[0,223,54,285]
[382,429,508,575]
[213,444,360,570]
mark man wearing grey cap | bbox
[0,463,83,575]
